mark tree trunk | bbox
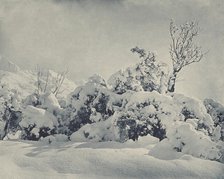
[167,71,178,93]
[2,107,11,140]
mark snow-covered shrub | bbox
[116,91,214,142]
[0,60,76,140]
[64,75,122,135]
[0,84,22,139]
[24,92,61,112]
[38,93,61,113]
[172,94,214,133]
[150,122,223,162]
[170,123,220,159]
[108,68,143,94]
[70,91,215,144]
[0,99,8,139]
[0,84,21,111]
[204,98,224,141]
[70,116,119,142]
[108,49,168,94]
[116,107,166,142]
[24,91,67,136]
[20,106,58,140]
[2,106,22,140]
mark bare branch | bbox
[43,69,50,93]
[52,68,69,97]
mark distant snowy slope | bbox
[0,57,20,72]
[0,70,37,98]
[0,58,76,99]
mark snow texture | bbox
[0,140,223,179]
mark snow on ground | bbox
[0,139,223,179]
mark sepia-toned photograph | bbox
[0,0,223,178]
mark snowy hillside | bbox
[0,58,76,99]
[0,57,20,72]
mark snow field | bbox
[0,139,223,179]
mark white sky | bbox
[0,0,224,103]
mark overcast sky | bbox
[0,0,224,103]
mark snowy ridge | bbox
[0,57,20,72]
[0,59,76,99]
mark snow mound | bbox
[39,93,61,112]
[20,105,58,129]
[70,117,119,142]
[150,122,222,161]
[0,140,223,179]
[40,134,69,144]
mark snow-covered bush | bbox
[169,122,220,159]
[64,74,122,135]
[116,91,214,142]
[0,84,21,111]
[108,68,143,94]
[38,93,61,113]
[172,94,214,133]
[19,106,58,140]
[70,91,214,144]
[150,122,223,162]
[24,92,62,113]
[2,106,22,140]
[204,98,224,141]
[116,104,166,142]
[20,92,64,140]
[0,84,22,139]
[70,116,119,142]
[108,48,168,94]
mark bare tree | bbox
[36,65,50,95]
[43,69,50,93]
[167,20,204,92]
[35,65,68,97]
[36,65,43,96]
[52,68,69,97]
[2,102,11,139]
